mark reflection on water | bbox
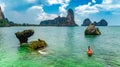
[65,27,75,53]
[0,27,120,67]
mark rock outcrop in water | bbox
[15,29,34,44]
[85,23,101,35]
[29,39,47,50]
[81,18,108,26]
[15,30,47,50]
[40,8,78,26]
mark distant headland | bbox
[81,18,108,26]
[39,9,78,26]
[0,6,108,27]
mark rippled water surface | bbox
[0,26,120,67]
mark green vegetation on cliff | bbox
[0,19,9,27]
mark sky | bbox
[0,0,120,26]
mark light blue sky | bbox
[0,0,120,26]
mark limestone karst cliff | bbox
[40,9,78,26]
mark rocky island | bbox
[40,9,78,26]
[85,23,101,35]
[81,18,108,26]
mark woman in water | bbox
[87,46,93,56]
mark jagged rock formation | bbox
[29,39,47,50]
[66,9,77,26]
[85,23,101,35]
[94,19,108,26]
[81,18,91,26]
[81,18,108,26]
[15,29,34,44]
[40,9,78,26]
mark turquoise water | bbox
[0,27,120,67]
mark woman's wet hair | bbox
[88,46,90,48]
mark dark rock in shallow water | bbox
[40,8,78,26]
[29,39,47,50]
[15,29,34,44]
[85,23,101,35]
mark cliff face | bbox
[40,9,78,26]
[0,6,10,27]
[0,6,19,27]
[81,18,108,26]
[66,9,77,26]
[0,6,5,20]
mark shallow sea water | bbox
[0,26,120,67]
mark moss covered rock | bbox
[29,39,47,50]
[15,29,34,44]
[85,23,101,35]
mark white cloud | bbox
[59,0,70,17]
[47,0,69,5]
[28,0,71,22]
[26,0,36,3]
[47,0,70,17]
[47,0,60,5]
[28,5,58,22]
[59,3,68,17]
[74,0,120,25]
[75,0,120,15]
[0,2,5,12]
[99,0,120,9]
[92,0,96,3]
[5,5,58,24]
[37,13,58,21]
[29,5,44,12]
[94,0,120,12]
[95,4,120,11]
[75,2,99,15]
[102,0,112,4]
